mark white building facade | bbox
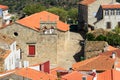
[4,41,20,71]
[95,3,120,30]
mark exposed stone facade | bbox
[0,23,69,65]
[85,41,108,59]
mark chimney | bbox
[112,52,116,59]
[19,61,22,68]
[23,61,29,68]
[91,69,97,80]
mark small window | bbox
[14,32,18,36]
[106,22,111,29]
[28,45,35,56]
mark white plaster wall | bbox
[4,52,15,70]
[4,41,20,71]
[3,10,8,16]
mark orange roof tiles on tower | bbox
[79,0,96,5]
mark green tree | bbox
[86,33,95,41]
[68,8,78,24]
[23,3,46,15]
[47,7,68,22]
[106,32,120,46]
[95,35,106,41]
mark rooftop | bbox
[79,0,96,5]
[16,11,69,32]
[15,68,57,80]
[0,5,8,10]
[61,71,93,80]
[72,55,115,71]
[102,3,120,9]
[97,69,120,80]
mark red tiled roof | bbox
[72,55,115,71]
[0,5,8,10]
[61,71,93,80]
[100,49,120,58]
[102,4,120,9]
[15,68,57,80]
[97,69,120,80]
[107,45,118,51]
[16,11,69,32]
[79,0,96,5]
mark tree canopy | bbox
[47,7,68,22]
[23,3,46,15]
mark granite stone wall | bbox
[0,23,68,65]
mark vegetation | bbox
[0,0,79,23]
[23,3,46,15]
[86,32,120,46]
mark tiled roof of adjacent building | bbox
[107,45,118,51]
[97,69,120,80]
[0,5,8,10]
[16,11,69,32]
[72,55,115,71]
[102,3,120,9]
[15,68,57,80]
[61,71,93,80]
[79,0,96,5]
[0,33,15,45]
[100,49,120,58]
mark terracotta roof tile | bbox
[97,69,120,80]
[16,11,69,32]
[100,49,120,58]
[0,5,8,10]
[15,68,57,80]
[72,55,115,71]
[107,45,118,51]
[102,4,120,9]
[61,71,93,80]
[79,0,96,5]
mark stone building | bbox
[0,11,69,66]
[78,0,117,31]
